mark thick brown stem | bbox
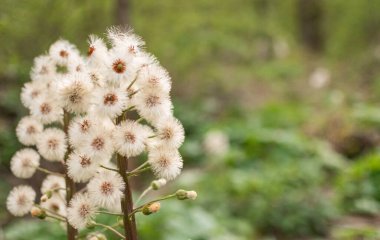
[116,116,138,240]
[63,111,77,240]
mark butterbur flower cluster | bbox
[6,27,196,240]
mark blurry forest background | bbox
[3,0,380,239]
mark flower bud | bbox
[175,189,187,200]
[186,191,197,200]
[117,218,124,226]
[40,195,48,202]
[87,233,107,240]
[86,221,96,229]
[151,178,167,190]
[41,191,52,202]
[176,189,197,200]
[30,206,46,219]
[142,202,161,215]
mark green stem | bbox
[93,222,125,239]
[100,165,119,173]
[127,75,139,90]
[34,204,67,220]
[134,186,152,207]
[46,214,66,222]
[36,167,64,177]
[129,194,176,218]
[96,210,123,217]
[127,166,151,177]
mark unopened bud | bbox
[87,233,107,240]
[86,221,96,229]
[175,189,187,200]
[40,194,48,202]
[41,191,52,202]
[176,189,197,200]
[30,206,46,219]
[186,191,197,200]
[151,178,167,190]
[142,202,161,215]
[117,218,124,226]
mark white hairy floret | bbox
[10,148,40,179]
[67,152,101,183]
[20,81,45,109]
[112,120,153,157]
[30,55,54,82]
[68,115,98,149]
[87,35,109,68]
[137,64,171,93]
[58,73,94,114]
[79,128,114,162]
[41,195,67,217]
[93,86,127,118]
[30,95,63,124]
[49,39,80,65]
[67,193,97,230]
[148,146,183,180]
[134,89,173,123]
[87,171,125,211]
[107,27,145,52]
[6,185,36,216]
[36,128,67,162]
[16,116,43,146]
[41,175,66,199]
[155,117,185,149]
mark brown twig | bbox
[63,110,77,240]
[116,114,138,240]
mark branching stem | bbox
[129,194,176,218]
[36,167,64,177]
[93,222,125,239]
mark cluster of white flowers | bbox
[6,28,195,238]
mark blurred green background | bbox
[3,0,380,239]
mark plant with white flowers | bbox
[6,27,197,240]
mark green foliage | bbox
[3,0,380,239]
[337,153,380,214]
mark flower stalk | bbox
[63,110,77,240]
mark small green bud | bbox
[176,189,188,200]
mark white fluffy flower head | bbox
[87,171,125,211]
[16,116,43,146]
[113,120,153,157]
[36,128,67,162]
[67,193,97,230]
[6,185,36,216]
[10,148,40,179]
[148,146,183,180]
[67,152,101,183]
